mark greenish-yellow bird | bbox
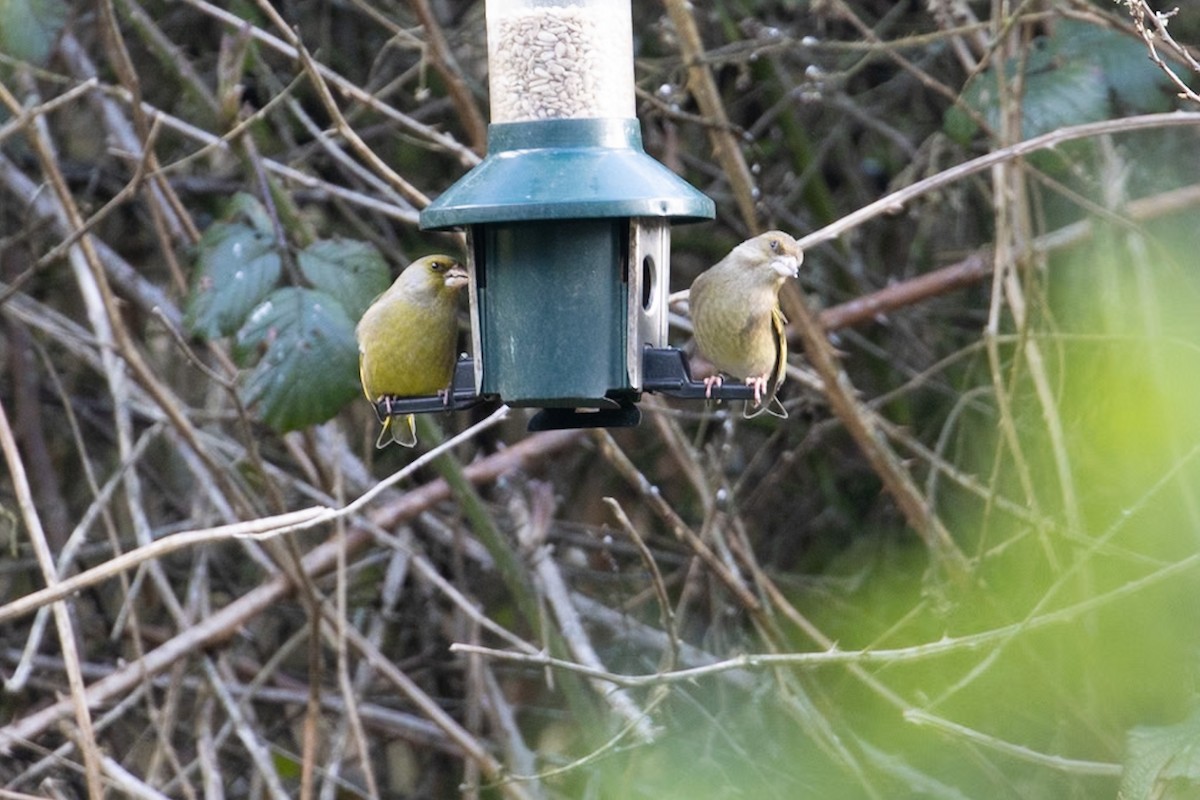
[688,231,803,417]
[356,254,468,447]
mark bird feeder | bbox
[415,0,742,430]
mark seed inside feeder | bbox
[488,2,635,122]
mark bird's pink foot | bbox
[703,374,724,398]
[746,375,768,406]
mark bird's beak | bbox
[772,253,802,279]
[445,263,469,288]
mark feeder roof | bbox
[420,118,714,229]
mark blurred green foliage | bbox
[0,0,67,66]
[945,18,1179,143]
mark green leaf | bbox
[1018,60,1110,139]
[1052,19,1177,114]
[1121,707,1200,800]
[297,238,390,320]
[233,287,361,432]
[945,19,1177,142]
[223,191,277,233]
[948,53,1108,143]
[0,0,68,65]
[184,198,282,340]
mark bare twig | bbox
[255,1,432,210]
[591,430,763,612]
[662,0,760,232]
[0,407,512,626]
[603,497,680,670]
[1123,1,1200,105]
[519,483,658,743]
[329,613,538,800]
[796,111,1200,251]
[178,0,479,168]
[789,278,971,578]
[0,401,105,796]
[903,710,1122,776]
[455,538,1199,689]
[811,181,1200,331]
[406,0,488,153]
[0,426,581,752]
[815,251,992,331]
[202,657,290,799]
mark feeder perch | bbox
[409,0,748,431]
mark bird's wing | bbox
[358,346,373,403]
[742,305,790,419]
[759,306,790,419]
[770,306,788,395]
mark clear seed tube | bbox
[486,0,635,122]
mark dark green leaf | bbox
[1121,707,1200,799]
[234,287,361,432]
[223,192,276,234]
[942,101,979,145]
[297,238,390,320]
[1019,61,1109,139]
[945,18,1177,142]
[0,0,68,65]
[948,56,1108,143]
[1088,36,1176,113]
[184,202,282,340]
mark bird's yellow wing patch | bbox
[744,306,789,419]
[771,305,788,393]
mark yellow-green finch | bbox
[688,231,803,417]
[356,255,468,447]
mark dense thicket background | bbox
[2,0,1200,797]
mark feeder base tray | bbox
[372,347,765,430]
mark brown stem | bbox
[817,251,992,332]
[789,284,971,580]
[812,181,1200,333]
[662,0,760,233]
[408,0,488,155]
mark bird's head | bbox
[724,231,803,289]
[395,254,468,300]
[750,231,803,281]
[422,255,469,290]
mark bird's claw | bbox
[746,375,768,406]
[373,394,398,422]
[703,375,724,399]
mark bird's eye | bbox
[769,239,780,252]
[432,261,445,272]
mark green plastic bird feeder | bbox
[417,0,716,430]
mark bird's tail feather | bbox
[376,414,418,448]
[743,396,788,420]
